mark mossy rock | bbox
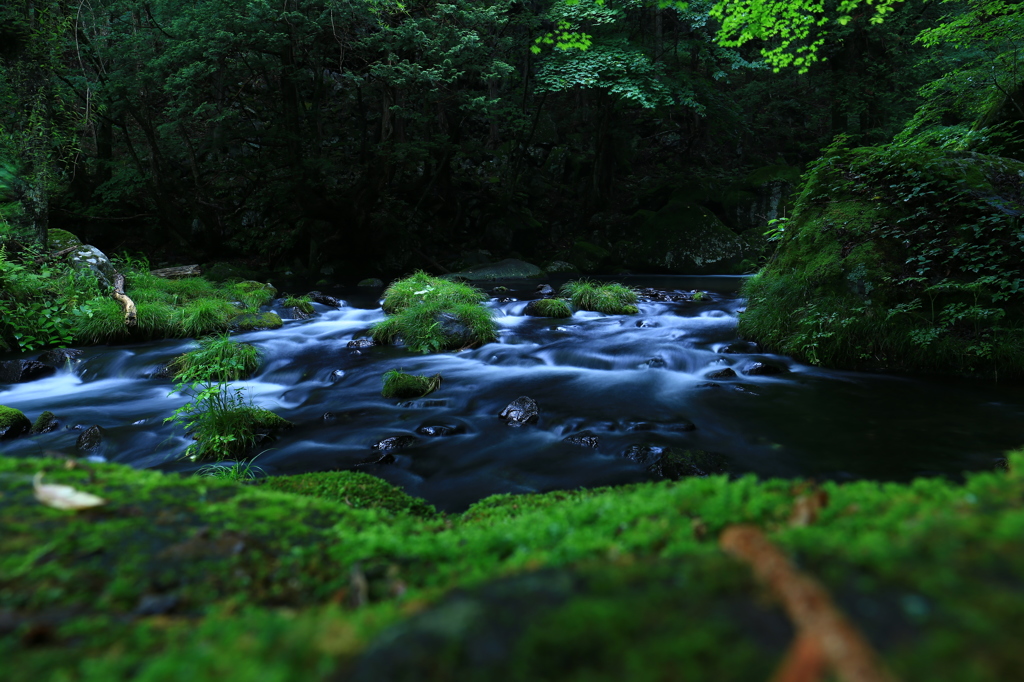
[231,311,283,332]
[618,201,745,274]
[30,410,60,434]
[258,470,438,517]
[450,258,544,281]
[358,278,385,287]
[741,144,1024,377]
[543,260,578,274]
[47,228,83,252]
[560,281,638,315]
[523,298,573,318]
[381,370,442,399]
[5,451,1024,680]
[0,406,31,439]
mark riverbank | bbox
[2,451,1023,680]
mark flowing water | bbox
[2,275,1022,512]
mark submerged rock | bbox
[416,424,462,437]
[371,435,419,452]
[0,360,56,384]
[348,338,376,349]
[706,367,737,380]
[0,406,31,440]
[562,430,600,448]
[623,445,725,480]
[76,425,105,452]
[743,361,784,376]
[499,396,539,427]
[38,348,84,367]
[535,284,555,296]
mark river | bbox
[1,275,1021,512]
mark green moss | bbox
[259,470,438,517]
[232,311,284,331]
[742,144,1024,378]
[5,449,1024,681]
[47,228,83,251]
[183,406,292,462]
[560,280,638,315]
[0,405,30,439]
[168,335,262,383]
[380,271,487,314]
[381,370,442,399]
[525,298,573,318]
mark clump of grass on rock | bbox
[168,334,262,383]
[560,280,638,314]
[372,272,496,352]
[524,298,573,318]
[381,369,442,399]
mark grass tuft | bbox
[381,370,442,399]
[526,298,573,318]
[168,334,262,383]
[380,271,487,314]
[372,299,496,352]
[560,280,638,314]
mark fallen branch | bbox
[720,525,899,682]
[150,264,201,279]
[112,272,138,328]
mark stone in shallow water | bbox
[499,396,539,427]
[31,411,60,434]
[562,430,600,448]
[348,338,375,349]
[417,425,461,437]
[306,291,342,307]
[743,361,784,376]
[38,348,83,367]
[76,425,105,452]
[0,360,56,384]
[371,435,419,452]
[706,367,737,380]
[0,406,31,440]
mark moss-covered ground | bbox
[2,451,1023,681]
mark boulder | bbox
[0,360,56,384]
[70,245,117,288]
[47,228,83,252]
[535,284,555,296]
[348,338,376,349]
[499,396,539,427]
[705,367,737,380]
[523,299,572,318]
[358,278,385,288]
[416,424,462,437]
[617,201,744,274]
[652,449,726,479]
[544,260,578,273]
[451,259,544,281]
[570,241,611,273]
[0,406,31,440]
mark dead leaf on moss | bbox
[32,473,107,511]
[790,489,829,527]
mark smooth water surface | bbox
[2,275,1021,512]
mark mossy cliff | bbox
[740,141,1024,378]
[3,452,1024,681]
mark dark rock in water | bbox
[348,338,376,349]
[563,430,600,448]
[535,284,555,296]
[733,385,760,395]
[492,286,510,294]
[290,306,312,320]
[399,399,448,409]
[635,319,659,328]
[371,435,419,452]
[323,412,337,423]
[76,425,105,452]
[307,291,342,307]
[744,361,784,376]
[357,452,396,466]
[697,382,722,389]
[0,360,56,384]
[722,341,760,354]
[0,406,31,440]
[706,367,737,380]
[358,278,384,288]
[38,348,83,367]
[417,424,461,437]
[650,449,726,480]
[645,357,666,369]
[497,297,516,304]
[31,411,60,434]
[667,421,697,433]
[499,396,539,427]
[622,444,665,465]
[330,369,346,382]
[634,288,690,303]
